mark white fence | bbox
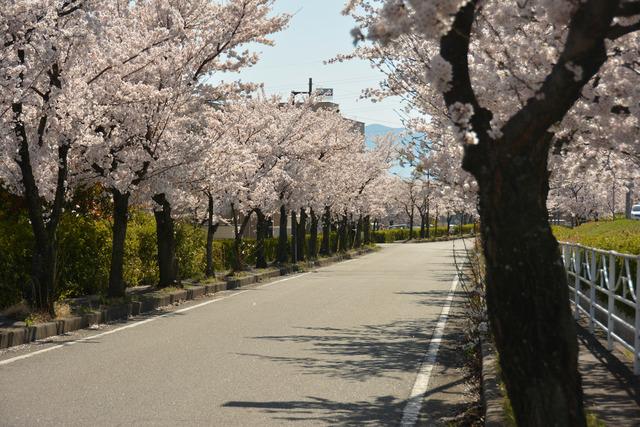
[560,242,640,375]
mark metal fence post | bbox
[607,253,616,351]
[589,250,596,333]
[635,256,640,375]
[574,247,581,320]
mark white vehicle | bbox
[631,204,640,219]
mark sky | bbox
[222,0,406,128]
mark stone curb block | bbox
[169,290,188,304]
[186,286,205,300]
[102,304,132,323]
[481,336,504,426]
[28,322,58,341]
[0,328,27,349]
[59,316,84,334]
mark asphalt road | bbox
[0,241,468,426]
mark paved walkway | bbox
[0,241,469,426]
[578,323,640,426]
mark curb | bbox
[0,247,375,350]
[481,335,505,426]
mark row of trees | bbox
[0,1,398,315]
[343,0,640,425]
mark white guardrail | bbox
[560,242,640,374]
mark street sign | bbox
[316,88,333,98]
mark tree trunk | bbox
[108,189,130,297]
[476,150,584,427]
[277,204,288,264]
[331,220,340,253]
[426,204,431,239]
[363,215,371,245]
[290,210,298,263]
[230,204,252,272]
[153,193,177,288]
[205,193,219,278]
[419,214,426,239]
[297,208,306,262]
[408,208,415,240]
[338,215,348,252]
[320,206,331,256]
[355,215,362,247]
[267,217,274,238]
[255,209,267,269]
[309,208,318,259]
[30,237,56,315]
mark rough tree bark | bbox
[309,208,318,259]
[320,206,331,256]
[437,1,624,424]
[297,208,306,262]
[354,215,362,247]
[153,193,177,288]
[277,204,288,264]
[255,209,268,269]
[205,193,219,278]
[290,210,298,263]
[108,189,130,297]
[338,214,348,252]
[363,215,371,245]
[230,203,252,272]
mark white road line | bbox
[0,272,310,367]
[400,273,460,427]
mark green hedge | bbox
[553,219,640,255]
[0,210,344,309]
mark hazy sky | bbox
[224,0,406,128]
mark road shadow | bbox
[224,394,406,425]
[237,317,438,382]
[226,293,473,425]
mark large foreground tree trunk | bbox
[108,189,130,297]
[205,193,218,278]
[477,148,583,426]
[277,204,288,264]
[255,209,268,269]
[309,208,318,259]
[153,193,177,288]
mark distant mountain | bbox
[365,124,404,144]
[364,124,412,177]
[365,124,405,149]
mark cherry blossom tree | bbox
[345,1,640,424]
[76,0,289,293]
[0,1,114,313]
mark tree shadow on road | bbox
[226,293,474,425]
[237,317,438,382]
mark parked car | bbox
[389,224,408,229]
[631,204,640,219]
